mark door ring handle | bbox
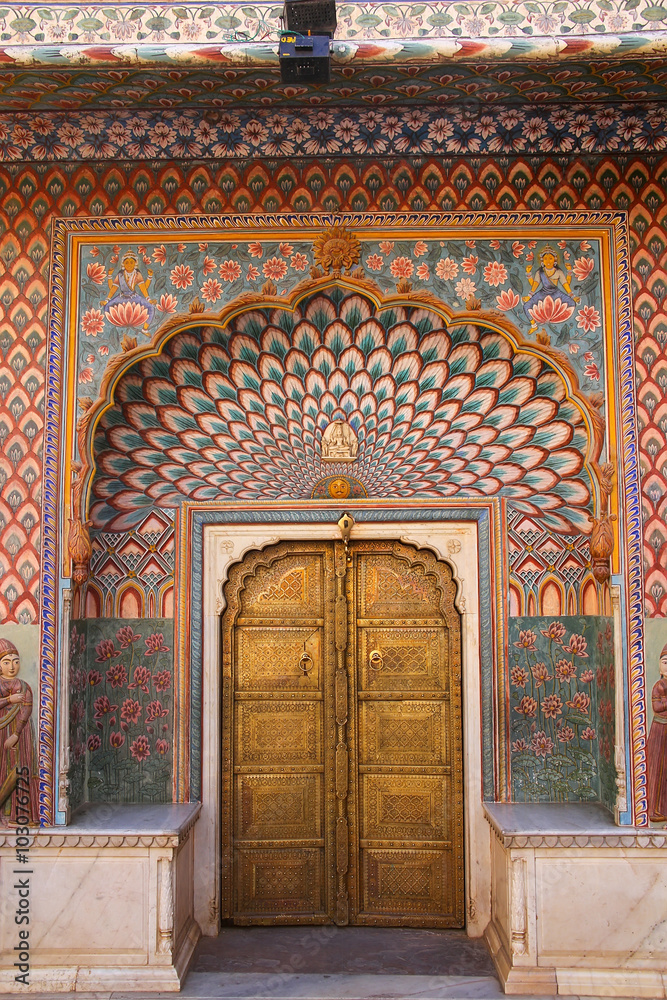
[369,649,383,670]
[298,651,314,674]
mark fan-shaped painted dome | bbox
[91,289,595,533]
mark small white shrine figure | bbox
[321,421,358,462]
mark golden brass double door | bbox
[221,539,463,927]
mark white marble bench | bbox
[484,802,667,998]
[0,802,201,993]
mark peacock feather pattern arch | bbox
[89,286,602,533]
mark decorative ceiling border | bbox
[2,103,666,162]
[0,1,664,58]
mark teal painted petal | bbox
[124,468,160,491]
[145,380,179,407]
[545,449,584,476]
[106,426,147,452]
[531,420,573,450]
[522,468,560,491]
[448,342,483,375]
[171,358,204,389]
[229,359,261,392]
[387,323,419,357]
[497,376,535,407]
[98,452,134,476]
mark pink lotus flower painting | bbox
[74,618,174,804]
[528,295,574,326]
[509,617,616,805]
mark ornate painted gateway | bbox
[45,211,638,812]
[1,205,665,994]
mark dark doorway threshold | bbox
[177,926,510,998]
[192,926,497,978]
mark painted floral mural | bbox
[509,615,615,806]
[76,231,604,408]
[69,618,174,804]
[68,621,88,811]
[0,0,663,51]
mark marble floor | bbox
[0,928,642,1000]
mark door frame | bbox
[194,515,490,939]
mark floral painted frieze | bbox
[0,0,663,52]
[76,229,604,408]
[2,63,667,112]
[509,615,616,805]
[2,105,667,162]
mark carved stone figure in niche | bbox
[647,642,667,822]
[321,420,358,462]
[0,639,38,826]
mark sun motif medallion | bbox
[311,475,368,500]
[312,225,361,277]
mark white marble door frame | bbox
[196,519,490,938]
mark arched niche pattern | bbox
[79,281,606,544]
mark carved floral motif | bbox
[312,225,361,277]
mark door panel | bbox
[362,849,455,921]
[358,627,447,692]
[235,701,322,766]
[236,627,322,691]
[359,701,448,766]
[236,848,324,916]
[351,543,463,927]
[358,551,444,618]
[222,543,335,924]
[361,773,447,841]
[221,539,463,927]
[236,773,322,840]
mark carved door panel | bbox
[348,542,464,927]
[221,539,463,927]
[221,543,337,924]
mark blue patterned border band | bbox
[2,104,666,162]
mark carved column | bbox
[156,856,174,956]
[57,588,72,822]
[611,584,628,819]
[510,856,528,958]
